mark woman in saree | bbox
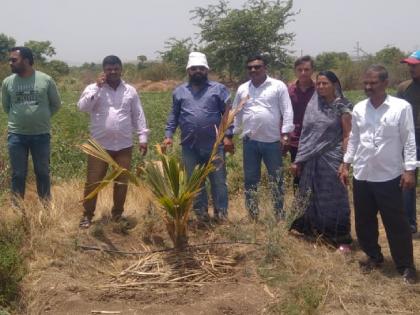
[290,70,352,251]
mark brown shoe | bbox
[359,255,384,274]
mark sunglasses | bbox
[9,58,18,63]
[247,64,263,71]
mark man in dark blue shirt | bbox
[164,52,233,222]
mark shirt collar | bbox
[249,75,272,89]
[104,80,125,90]
[368,94,390,109]
[296,79,315,91]
[186,79,211,89]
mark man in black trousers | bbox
[339,65,417,284]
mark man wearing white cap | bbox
[398,50,420,234]
[164,52,233,222]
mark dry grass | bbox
[2,179,420,314]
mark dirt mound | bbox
[135,80,181,92]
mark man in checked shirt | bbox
[77,55,149,228]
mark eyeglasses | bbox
[247,64,263,71]
[8,58,18,63]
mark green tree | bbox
[0,33,16,61]
[315,52,352,71]
[375,45,405,66]
[137,55,148,70]
[159,37,194,76]
[24,40,56,63]
[47,60,70,76]
[191,0,296,80]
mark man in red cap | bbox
[398,50,420,234]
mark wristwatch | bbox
[282,135,289,142]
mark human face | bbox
[247,59,267,83]
[295,61,314,84]
[103,63,122,84]
[363,71,388,98]
[316,75,335,99]
[408,63,420,80]
[9,50,26,74]
[187,66,208,85]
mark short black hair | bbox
[246,54,268,66]
[366,64,388,82]
[10,46,34,65]
[102,55,122,68]
[294,55,314,69]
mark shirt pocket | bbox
[380,121,399,137]
[257,89,278,107]
[204,95,222,113]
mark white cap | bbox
[186,52,209,69]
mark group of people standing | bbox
[2,47,420,284]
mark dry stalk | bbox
[98,248,239,290]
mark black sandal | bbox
[79,216,92,229]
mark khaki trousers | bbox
[83,146,132,219]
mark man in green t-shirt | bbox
[398,50,420,234]
[1,46,61,203]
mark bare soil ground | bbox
[4,180,420,314]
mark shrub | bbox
[0,221,25,307]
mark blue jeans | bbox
[403,146,419,228]
[7,133,51,200]
[243,137,283,216]
[182,145,228,217]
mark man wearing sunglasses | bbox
[164,52,233,223]
[233,55,294,221]
[1,46,61,205]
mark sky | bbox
[0,0,418,65]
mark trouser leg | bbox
[243,138,262,216]
[374,177,415,271]
[182,146,208,216]
[83,155,108,219]
[30,134,51,201]
[7,133,29,200]
[208,147,228,216]
[261,141,283,215]
[111,147,133,218]
[353,178,382,260]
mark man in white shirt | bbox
[77,55,149,228]
[233,55,294,220]
[340,65,417,283]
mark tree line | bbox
[0,0,412,89]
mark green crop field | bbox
[0,88,367,194]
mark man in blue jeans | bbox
[163,52,233,222]
[398,50,420,234]
[233,55,294,220]
[1,47,61,203]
